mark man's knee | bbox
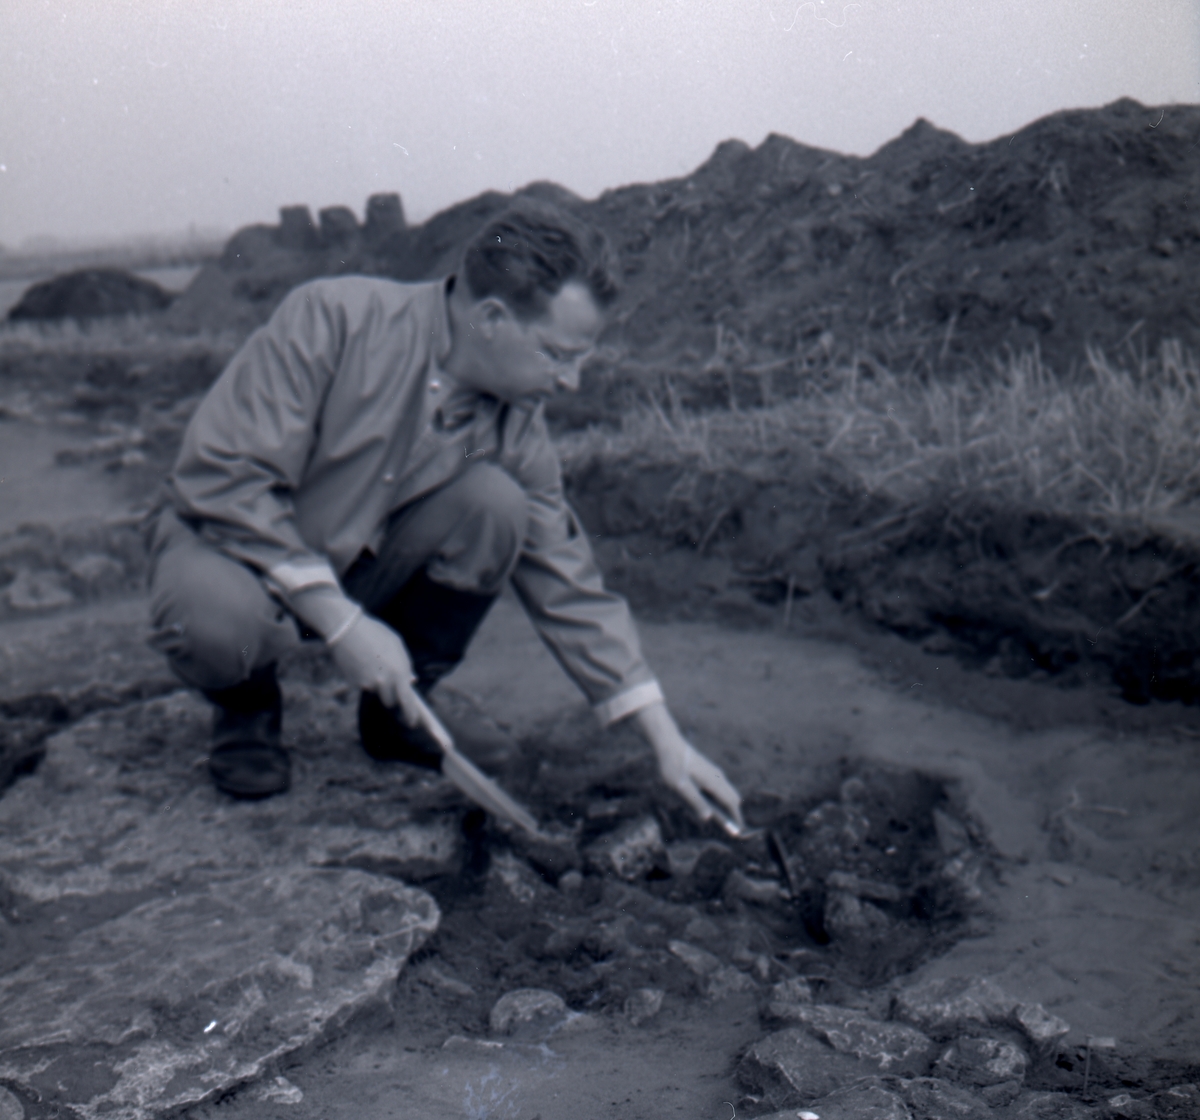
[428,463,527,593]
[148,535,298,691]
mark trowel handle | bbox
[408,690,456,755]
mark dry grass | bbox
[0,314,240,364]
[560,339,1200,530]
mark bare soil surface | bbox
[2,452,1198,1116]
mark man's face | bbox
[466,281,603,406]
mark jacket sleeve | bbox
[503,406,664,726]
[164,282,346,596]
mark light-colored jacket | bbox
[164,275,661,725]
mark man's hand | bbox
[327,613,426,728]
[633,700,743,828]
[289,586,424,730]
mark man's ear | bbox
[474,297,512,339]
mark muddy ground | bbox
[1,412,1199,1120]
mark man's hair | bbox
[460,199,619,321]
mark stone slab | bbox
[0,867,438,1120]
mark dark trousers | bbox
[147,462,527,692]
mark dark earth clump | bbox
[7,268,174,321]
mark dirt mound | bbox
[7,268,174,321]
[167,99,1197,386]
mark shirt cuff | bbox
[592,679,665,727]
[266,557,341,595]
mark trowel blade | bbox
[411,691,542,837]
[440,744,541,837]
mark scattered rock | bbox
[1012,1001,1071,1052]
[488,988,569,1036]
[1152,1083,1200,1120]
[1008,1091,1099,1119]
[585,815,669,880]
[666,839,738,898]
[1100,1093,1155,1119]
[824,889,896,942]
[557,868,583,893]
[3,569,75,612]
[738,1027,882,1110]
[705,964,757,998]
[412,961,476,999]
[783,1003,934,1074]
[898,1076,993,1120]
[807,1078,913,1120]
[934,1035,1028,1087]
[486,850,548,905]
[252,1075,304,1105]
[668,938,722,976]
[892,976,1017,1037]
[826,869,905,903]
[763,976,815,1022]
[507,821,582,882]
[724,867,787,904]
[0,868,438,1120]
[980,1080,1025,1108]
[624,987,664,1025]
[307,818,462,882]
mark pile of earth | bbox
[6,268,174,321]
[160,97,1198,394]
[564,457,1200,707]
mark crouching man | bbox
[146,199,743,828]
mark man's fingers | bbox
[674,778,714,823]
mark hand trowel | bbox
[409,691,542,837]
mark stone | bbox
[3,569,75,611]
[1012,1001,1071,1051]
[934,1036,1028,1087]
[980,1080,1024,1108]
[253,1075,305,1105]
[724,867,787,904]
[682,840,739,898]
[824,889,895,941]
[668,938,722,976]
[0,1087,24,1120]
[624,987,664,1025]
[892,976,1018,1038]
[0,868,438,1120]
[557,869,584,893]
[898,1077,992,1120]
[585,815,669,880]
[737,1027,881,1110]
[807,1079,913,1120]
[1152,1084,1200,1120]
[487,850,547,905]
[507,821,582,881]
[783,1004,934,1075]
[1008,1091,1099,1119]
[763,976,815,1022]
[307,818,462,882]
[826,869,905,903]
[705,965,757,998]
[488,989,569,1036]
[1100,1094,1155,1119]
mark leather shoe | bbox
[208,738,291,799]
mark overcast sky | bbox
[1,0,1197,247]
